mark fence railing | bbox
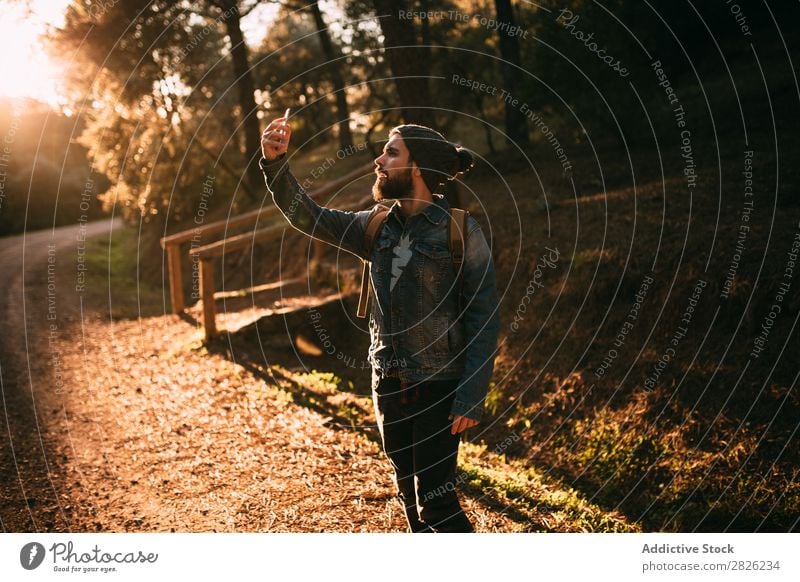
[160,162,374,340]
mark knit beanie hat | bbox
[390,124,475,195]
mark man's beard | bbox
[372,167,413,202]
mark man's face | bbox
[373,134,414,201]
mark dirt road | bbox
[0,218,120,530]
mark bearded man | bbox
[260,116,500,533]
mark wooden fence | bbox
[160,162,374,340]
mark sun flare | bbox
[0,0,72,107]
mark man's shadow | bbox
[203,292,541,530]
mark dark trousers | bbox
[372,374,474,533]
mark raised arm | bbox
[260,117,371,260]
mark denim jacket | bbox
[260,156,500,421]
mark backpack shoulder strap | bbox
[364,204,391,256]
[448,208,468,267]
[448,208,469,318]
[357,205,391,318]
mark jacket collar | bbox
[387,194,449,226]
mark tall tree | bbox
[254,6,345,148]
[52,0,254,224]
[370,0,433,126]
[209,0,264,199]
[494,0,528,144]
[307,1,353,149]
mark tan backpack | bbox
[356,205,469,318]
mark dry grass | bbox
[471,134,800,532]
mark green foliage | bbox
[252,7,339,147]
[76,224,165,318]
[484,381,503,416]
[571,413,670,487]
[460,442,639,532]
[50,1,254,227]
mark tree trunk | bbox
[494,0,528,145]
[371,0,433,127]
[308,1,353,149]
[215,0,262,200]
[419,0,433,63]
[475,95,497,155]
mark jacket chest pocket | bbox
[413,241,451,300]
[372,237,395,276]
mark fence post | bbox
[199,257,217,340]
[309,239,325,282]
[166,243,185,313]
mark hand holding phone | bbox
[260,109,292,161]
